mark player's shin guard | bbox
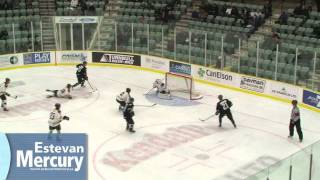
[129,124,135,133]
[2,100,8,111]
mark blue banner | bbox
[303,90,320,109]
[23,52,51,65]
[169,61,191,75]
[0,133,87,180]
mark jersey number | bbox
[50,112,55,120]
[221,100,230,110]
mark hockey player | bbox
[152,79,171,99]
[123,97,135,133]
[0,78,14,111]
[215,95,237,128]
[72,61,88,88]
[48,103,69,138]
[46,84,73,99]
[288,100,303,142]
[116,88,131,111]
[153,79,163,92]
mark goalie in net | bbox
[165,72,202,100]
[152,79,171,99]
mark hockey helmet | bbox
[218,95,223,100]
[126,88,131,93]
[292,100,298,106]
[55,103,61,109]
[5,78,10,83]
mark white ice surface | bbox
[0,66,320,180]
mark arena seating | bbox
[56,0,106,16]
[0,0,319,90]
[0,0,41,53]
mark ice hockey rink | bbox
[1,65,320,180]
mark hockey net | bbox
[165,72,203,100]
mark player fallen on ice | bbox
[288,100,303,142]
[46,84,73,99]
[48,103,69,139]
[0,78,13,111]
[72,61,88,88]
[153,79,171,99]
[215,95,237,128]
[123,97,135,133]
[116,88,131,111]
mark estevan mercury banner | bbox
[0,133,88,180]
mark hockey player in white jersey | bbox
[116,88,131,111]
[46,84,72,99]
[48,103,69,138]
[152,79,171,99]
[0,78,15,111]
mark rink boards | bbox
[0,50,319,113]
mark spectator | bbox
[278,11,288,24]
[3,0,8,10]
[264,0,272,17]
[293,4,309,17]
[71,0,79,9]
[231,7,239,17]
[272,31,281,44]
[226,7,232,16]
[80,0,87,15]
[88,1,95,14]
[191,10,199,19]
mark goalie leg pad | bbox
[157,92,171,100]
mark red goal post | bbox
[165,72,203,100]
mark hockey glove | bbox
[63,116,70,120]
[215,111,220,115]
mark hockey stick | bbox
[7,94,18,99]
[87,80,98,92]
[144,87,155,95]
[199,114,216,122]
[135,103,157,107]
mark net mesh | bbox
[165,73,202,100]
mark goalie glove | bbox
[63,116,70,120]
